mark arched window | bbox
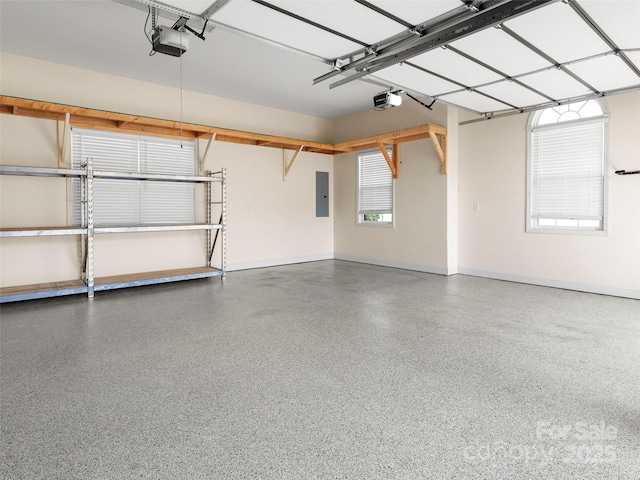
[527,99,608,232]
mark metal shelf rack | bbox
[0,163,226,303]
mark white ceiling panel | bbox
[366,0,461,27]
[476,81,550,109]
[505,1,610,63]
[158,1,216,15]
[579,1,640,50]
[438,90,512,113]
[517,69,593,101]
[566,55,640,92]
[372,64,460,97]
[410,47,503,87]
[210,0,362,58]
[267,1,406,45]
[450,27,552,76]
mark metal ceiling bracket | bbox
[326,0,560,90]
[132,0,205,21]
[202,0,231,19]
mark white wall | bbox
[0,54,333,287]
[457,91,640,298]
[333,101,451,274]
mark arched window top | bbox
[531,99,607,128]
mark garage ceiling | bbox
[2,0,639,119]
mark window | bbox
[357,147,394,226]
[72,129,195,226]
[527,99,608,233]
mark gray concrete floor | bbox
[1,260,639,479]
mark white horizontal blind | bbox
[72,129,195,226]
[358,148,393,215]
[531,121,604,222]
[138,138,195,224]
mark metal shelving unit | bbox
[0,163,226,303]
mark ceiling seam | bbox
[249,0,369,47]
[500,24,600,95]
[400,62,516,110]
[445,44,557,103]
[568,0,640,79]
[353,0,413,29]
[459,83,640,125]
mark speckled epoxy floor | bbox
[1,260,639,479]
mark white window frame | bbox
[71,128,196,226]
[526,99,609,235]
[357,147,395,228]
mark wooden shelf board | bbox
[94,266,223,291]
[0,280,87,303]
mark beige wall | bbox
[0,55,333,287]
[457,91,640,297]
[331,98,448,143]
[0,53,334,143]
[333,101,450,273]
[201,140,333,270]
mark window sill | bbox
[526,227,607,236]
[357,222,394,228]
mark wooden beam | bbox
[283,145,304,181]
[0,96,341,154]
[429,131,446,175]
[335,123,446,151]
[0,96,447,161]
[377,141,398,178]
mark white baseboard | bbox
[334,254,451,276]
[457,267,640,300]
[227,253,334,272]
[227,255,639,300]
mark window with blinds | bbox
[357,147,394,226]
[527,100,608,233]
[71,129,195,226]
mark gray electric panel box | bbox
[316,171,329,217]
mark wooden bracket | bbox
[429,131,447,175]
[57,112,70,168]
[377,141,398,179]
[283,145,303,181]
[198,133,216,174]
